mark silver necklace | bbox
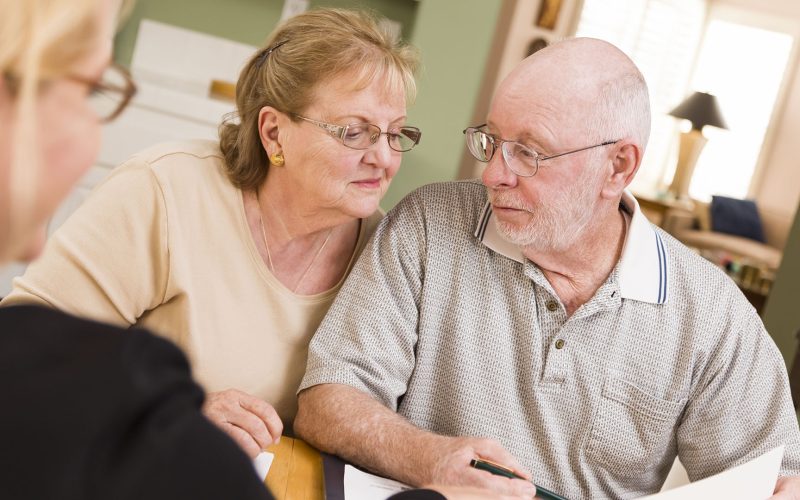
[256,191,333,293]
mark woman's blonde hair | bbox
[0,0,132,261]
[219,8,419,191]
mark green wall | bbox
[115,0,277,65]
[114,0,419,66]
[113,0,501,210]
[764,204,800,367]
[382,0,502,209]
[114,0,419,67]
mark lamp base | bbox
[668,129,707,201]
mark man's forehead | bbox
[500,38,624,101]
[487,80,586,143]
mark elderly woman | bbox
[2,8,421,457]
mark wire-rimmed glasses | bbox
[463,124,617,177]
[294,114,422,152]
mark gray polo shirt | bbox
[300,180,800,499]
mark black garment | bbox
[0,305,445,500]
[389,491,446,500]
[0,305,271,500]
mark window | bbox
[575,0,706,195]
[576,1,798,202]
[688,8,795,201]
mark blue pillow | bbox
[710,195,765,243]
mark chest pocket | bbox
[586,377,686,476]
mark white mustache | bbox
[488,192,533,212]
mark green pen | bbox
[469,458,569,500]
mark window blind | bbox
[575,0,707,194]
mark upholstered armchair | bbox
[663,199,792,272]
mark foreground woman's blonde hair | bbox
[0,0,132,262]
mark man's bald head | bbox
[493,37,650,152]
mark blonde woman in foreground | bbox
[0,0,272,498]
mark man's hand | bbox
[202,388,283,458]
[423,436,537,499]
[296,385,538,498]
[770,475,800,499]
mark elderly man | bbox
[294,38,800,499]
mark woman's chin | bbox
[350,198,383,219]
[341,191,384,218]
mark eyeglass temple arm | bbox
[315,122,346,139]
[462,124,488,134]
[295,115,346,139]
[539,140,618,161]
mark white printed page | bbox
[640,446,784,500]
[344,465,412,500]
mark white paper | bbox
[640,446,784,499]
[344,465,412,500]
[659,457,690,492]
[253,451,274,481]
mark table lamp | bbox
[667,91,728,200]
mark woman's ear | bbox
[601,140,642,199]
[258,106,283,156]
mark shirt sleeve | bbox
[106,326,274,500]
[1,157,170,327]
[677,304,800,478]
[298,191,428,410]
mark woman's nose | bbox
[364,135,395,169]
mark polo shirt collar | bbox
[474,190,669,304]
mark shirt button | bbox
[546,300,558,312]
[555,339,565,349]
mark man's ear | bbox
[601,140,642,199]
[258,106,284,156]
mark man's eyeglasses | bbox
[4,63,137,123]
[463,124,617,177]
[294,115,422,153]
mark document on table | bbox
[253,451,274,481]
[640,445,784,500]
[344,465,412,500]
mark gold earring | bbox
[270,152,285,167]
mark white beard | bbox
[490,170,601,253]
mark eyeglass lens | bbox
[86,66,136,122]
[465,128,538,176]
[343,123,421,152]
[465,128,493,162]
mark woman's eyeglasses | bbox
[4,63,137,123]
[294,114,422,153]
[70,63,137,123]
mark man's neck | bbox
[521,205,627,317]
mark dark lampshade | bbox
[668,91,729,131]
